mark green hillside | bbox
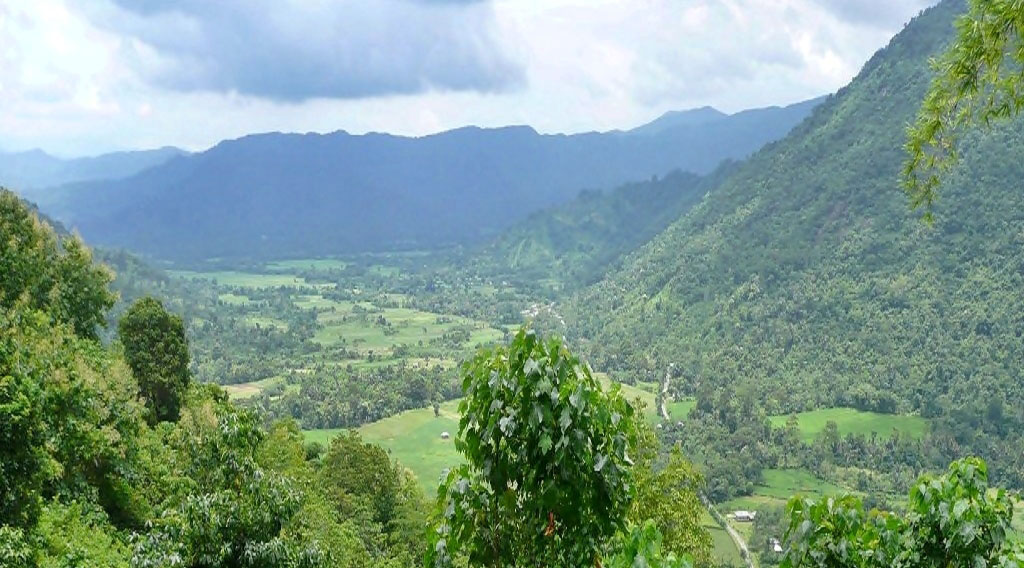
[568,0,1024,486]
[467,170,710,293]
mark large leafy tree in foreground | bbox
[782,457,1024,567]
[427,328,645,567]
[904,0,1024,216]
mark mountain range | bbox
[0,146,186,196]
[38,99,822,260]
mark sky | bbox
[1,0,938,157]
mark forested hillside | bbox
[464,169,722,293]
[46,100,820,260]
[568,0,1024,484]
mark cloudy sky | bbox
[1,0,938,156]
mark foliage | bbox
[605,521,694,568]
[119,297,191,423]
[904,0,1024,217]
[0,195,425,568]
[131,391,324,567]
[567,0,1024,489]
[631,446,713,565]
[428,327,641,567]
[782,458,1024,567]
[468,170,709,293]
[1,188,114,340]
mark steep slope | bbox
[0,146,185,194]
[568,0,1024,427]
[465,167,736,293]
[50,100,821,260]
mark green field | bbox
[598,376,656,417]
[702,511,744,566]
[308,297,504,355]
[667,398,696,420]
[265,259,349,271]
[222,375,285,400]
[171,270,309,288]
[769,408,929,442]
[218,292,251,305]
[723,468,848,512]
[304,377,658,496]
[306,400,463,495]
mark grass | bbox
[597,376,656,416]
[170,270,308,288]
[222,375,284,400]
[768,408,929,443]
[702,511,744,566]
[265,259,348,271]
[667,398,696,420]
[723,468,848,513]
[306,400,464,496]
[218,292,251,305]
[303,376,656,496]
[308,297,503,355]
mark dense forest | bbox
[566,0,1024,490]
[4,0,1024,565]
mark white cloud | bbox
[0,0,939,156]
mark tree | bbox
[118,297,190,423]
[630,447,712,566]
[904,0,1024,218]
[782,457,1024,567]
[0,189,114,340]
[605,521,693,568]
[0,309,52,529]
[427,327,641,568]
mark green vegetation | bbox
[0,192,428,567]
[703,512,745,566]
[169,269,309,288]
[468,170,707,293]
[768,408,928,443]
[905,0,1024,215]
[569,0,1024,493]
[667,398,696,420]
[783,458,1024,567]
[724,469,848,512]
[119,297,191,423]
[306,399,464,496]
[428,328,705,568]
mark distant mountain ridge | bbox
[47,98,823,260]
[0,146,186,196]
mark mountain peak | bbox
[629,106,729,136]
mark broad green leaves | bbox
[428,327,641,567]
[782,458,1024,568]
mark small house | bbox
[733,510,757,522]
[770,538,783,553]
[440,431,450,440]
